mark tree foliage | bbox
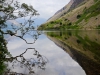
[0,0,47,75]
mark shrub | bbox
[64,18,68,21]
[50,21,54,24]
[60,22,62,25]
[68,22,72,26]
[77,14,81,19]
[77,39,81,44]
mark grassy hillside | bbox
[38,0,100,30]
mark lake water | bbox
[5,30,100,75]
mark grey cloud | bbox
[17,0,70,19]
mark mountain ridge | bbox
[38,0,100,30]
[47,0,85,22]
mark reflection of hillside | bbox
[46,30,100,75]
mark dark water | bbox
[4,30,100,75]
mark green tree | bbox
[0,0,47,74]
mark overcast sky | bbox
[17,0,70,26]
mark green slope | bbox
[38,0,100,30]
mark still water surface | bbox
[7,31,85,75]
[6,30,100,75]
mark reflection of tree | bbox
[1,25,48,74]
[0,0,47,75]
[4,48,48,75]
[1,29,48,75]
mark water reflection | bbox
[46,30,100,75]
[4,48,47,75]
[3,31,48,75]
[5,31,86,75]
